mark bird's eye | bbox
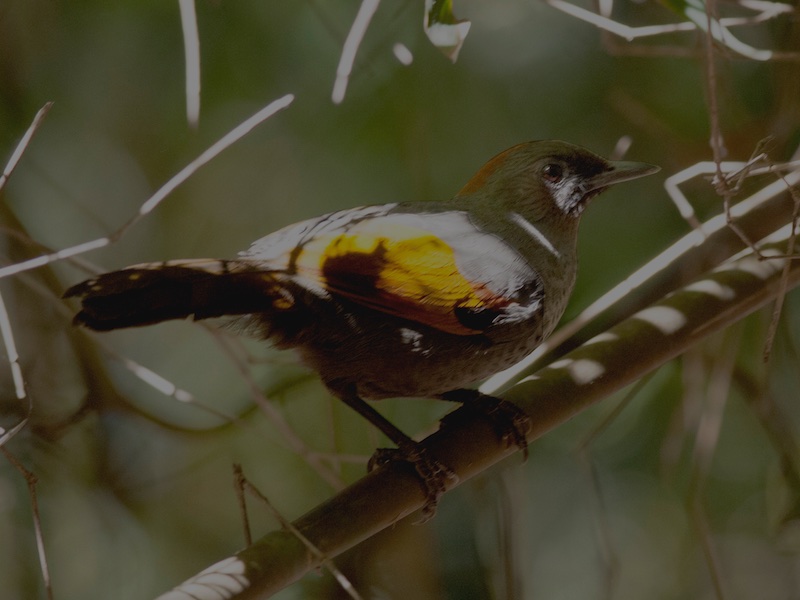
[542,163,564,183]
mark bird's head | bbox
[455,140,659,221]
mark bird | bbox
[64,140,659,513]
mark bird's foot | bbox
[439,389,532,460]
[368,444,458,520]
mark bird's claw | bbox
[368,444,458,520]
[439,391,532,460]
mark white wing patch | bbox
[241,205,398,264]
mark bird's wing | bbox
[244,207,542,336]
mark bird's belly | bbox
[294,314,542,400]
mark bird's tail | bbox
[63,259,294,331]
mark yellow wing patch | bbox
[292,220,508,335]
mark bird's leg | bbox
[331,383,458,517]
[438,389,532,460]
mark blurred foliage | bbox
[1,1,799,599]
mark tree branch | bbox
[155,222,800,599]
[484,174,798,393]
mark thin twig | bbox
[0,94,295,281]
[178,0,201,128]
[206,328,347,490]
[332,0,381,104]
[575,377,652,599]
[2,447,53,600]
[763,181,800,361]
[0,288,30,446]
[238,465,363,600]
[0,102,53,193]
[233,464,254,547]
[686,327,742,600]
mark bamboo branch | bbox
[155,224,800,600]
[483,169,798,393]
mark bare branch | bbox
[0,94,295,281]
[0,102,53,193]
[332,0,381,104]
[154,226,800,600]
[178,0,201,128]
[483,166,799,393]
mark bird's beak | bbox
[586,161,661,193]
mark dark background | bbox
[2,1,799,598]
